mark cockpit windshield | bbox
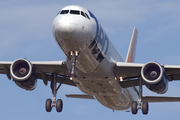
[60,10,69,14]
[81,11,86,18]
[59,9,90,20]
[70,10,80,15]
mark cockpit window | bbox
[85,13,90,19]
[81,11,86,18]
[60,9,90,20]
[70,10,80,15]
[60,10,69,14]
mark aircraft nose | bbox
[53,15,78,40]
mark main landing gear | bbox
[45,74,63,112]
[131,78,149,115]
[68,51,78,78]
[45,51,79,113]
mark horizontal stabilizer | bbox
[142,96,180,102]
[65,94,95,99]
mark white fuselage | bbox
[52,5,138,111]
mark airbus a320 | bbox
[1,5,180,115]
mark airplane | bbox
[1,5,180,115]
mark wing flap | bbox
[167,74,180,81]
[164,65,180,74]
[0,62,12,80]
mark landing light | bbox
[75,51,78,56]
[70,77,73,80]
[120,77,123,81]
[70,51,73,56]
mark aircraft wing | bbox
[114,62,180,88]
[0,60,76,87]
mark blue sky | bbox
[1,0,180,119]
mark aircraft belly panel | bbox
[78,80,117,96]
[95,90,131,110]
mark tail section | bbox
[125,27,138,63]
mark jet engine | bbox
[10,58,37,91]
[141,61,168,94]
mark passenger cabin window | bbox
[70,10,80,15]
[60,10,69,14]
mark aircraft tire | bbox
[56,99,63,112]
[142,102,148,115]
[46,99,52,112]
[131,101,138,114]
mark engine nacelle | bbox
[10,58,37,91]
[141,61,168,94]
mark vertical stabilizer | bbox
[125,27,138,63]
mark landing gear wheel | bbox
[131,77,149,115]
[131,101,138,114]
[46,99,52,112]
[56,99,63,112]
[142,102,148,115]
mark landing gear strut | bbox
[45,74,63,112]
[131,77,149,115]
[68,51,78,77]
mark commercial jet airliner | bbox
[1,5,180,115]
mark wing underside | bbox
[114,62,180,103]
[114,62,180,85]
[1,59,180,103]
[0,60,76,87]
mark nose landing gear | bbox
[68,51,79,78]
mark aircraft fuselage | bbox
[52,5,137,111]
